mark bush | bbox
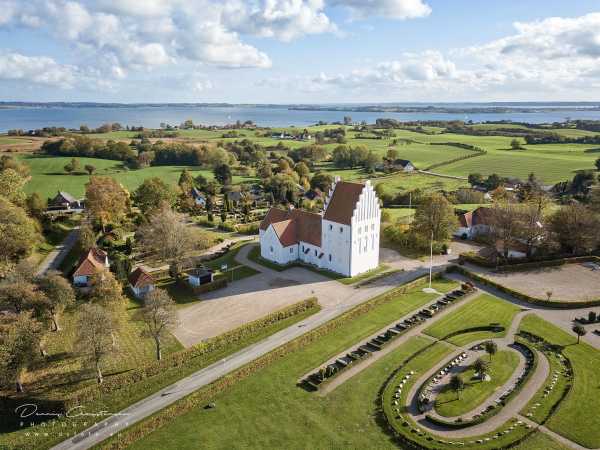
[236,222,259,235]
[218,221,236,232]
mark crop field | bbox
[17,154,256,198]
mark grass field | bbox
[518,314,600,448]
[17,154,256,198]
[373,172,468,194]
[125,279,461,450]
[423,294,521,346]
[435,350,520,417]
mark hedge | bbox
[460,252,600,271]
[99,274,441,449]
[446,265,600,309]
[424,142,487,171]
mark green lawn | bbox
[17,154,256,199]
[423,293,521,346]
[204,241,260,281]
[435,350,520,417]
[518,314,600,448]
[124,279,461,450]
[513,432,571,450]
[373,172,468,195]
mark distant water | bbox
[2,104,600,132]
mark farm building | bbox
[49,191,84,210]
[72,247,110,287]
[128,267,155,298]
[259,178,380,277]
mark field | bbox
[518,314,600,448]
[17,154,256,198]
[434,350,520,417]
[423,293,521,346]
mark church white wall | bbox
[321,220,352,276]
[260,227,297,265]
[349,182,380,277]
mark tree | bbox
[0,154,30,178]
[518,197,549,257]
[77,219,97,252]
[76,304,115,384]
[257,161,273,179]
[136,205,211,274]
[468,173,484,187]
[178,169,194,192]
[138,289,178,361]
[449,375,464,400]
[472,357,490,381]
[510,139,522,150]
[0,168,27,205]
[25,192,47,219]
[294,162,310,179]
[214,163,232,185]
[364,151,381,173]
[412,193,458,242]
[84,164,96,175]
[0,197,40,266]
[573,324,587,344]
[386,148,399,161]
[133,177,177,215]
[36,271,75,331]
[0,280,43,314]
[88,269,124,317]
[64,158,80,174]
[85,176,130,231]
[549,203,600,255]
[489,202,522,259]
[484,341,497,361]
[0,313,43,392]
[310,172,334,192]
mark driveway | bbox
[173,242,458,347]
[36,228,79,276]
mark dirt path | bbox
[36,227,79,276]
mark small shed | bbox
[188,268,214,287]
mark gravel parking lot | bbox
[483,263,600,301]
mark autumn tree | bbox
[489,202,522,259]
[0,197,40,267]
[549,203,600,255]
[412,193,458,242]
[75,304,116,384]
[36,271,75,331]
[77,218,97,252]
[85,176,130,231]
[178,169,194,192]
[138,289,178,361]
[0,279,45,314]
[64,158,80,174]
[0,168,27,205]
[136,205,211,274]
[84,164,96,175]
[133,177,177,215]
[25,192,47,219]
[88,269,124,317]
[0,313,43,392]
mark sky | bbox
[1,0,600,103]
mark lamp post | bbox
[423,229,437,294]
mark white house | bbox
[188,268,214,286]
[191,188,206,207]
[128,267,155,298]
[259,178,381,277]
[72,247,109,286]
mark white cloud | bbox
[331,0,431,20]
[0,52,77,88]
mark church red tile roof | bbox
[260,207,323,247]
[323,181,365,225]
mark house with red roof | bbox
[72,247,110,286]
[128,267,155,298]
[454,207,494,239]
[259,177,381,277]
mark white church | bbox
[259,178,381,277]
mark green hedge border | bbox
[447,265,600,309]
[98,274,441,449]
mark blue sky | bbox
[1,0,600,103]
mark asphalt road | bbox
[36,228,79,276]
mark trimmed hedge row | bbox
[100,274,439,449]
[189,277,227,294]
[446,265,600,309]
[424,142,487,171]
[460,252,600,272]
